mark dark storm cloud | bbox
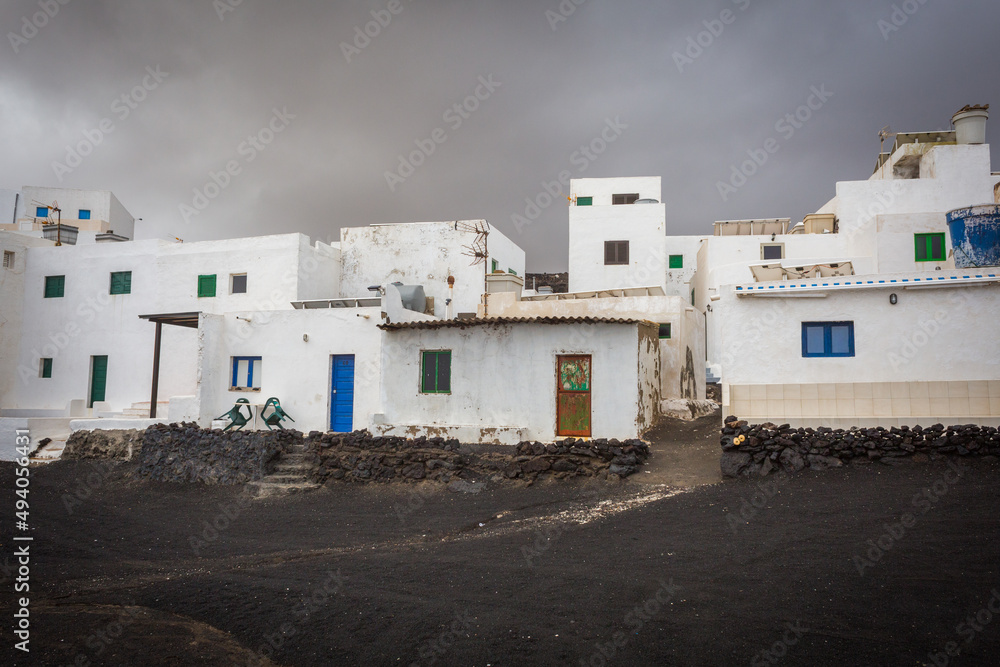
[2,0,997,270]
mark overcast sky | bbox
[2,0,998,270]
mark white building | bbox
[567,177,701,299]
[696,106,1000,380]
[1,186,137,244]
[712,106,1000,427]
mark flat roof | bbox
[138,312,201,328]
[379,316,651,331]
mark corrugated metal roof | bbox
[379,316,651,331]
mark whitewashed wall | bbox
[377,322,651,442]
[7,233,338,416]
[568,204,667,293]
[717,277,1000,427]
[483,291,705,400]
[339,221,525,318]
[0,233,53,411]
[196,308,383,433]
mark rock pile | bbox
[132,423,295,485]
[306,431,650,484]
[720,416,1000,478]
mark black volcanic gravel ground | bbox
[2,442,999,666]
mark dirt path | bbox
[635,410,723,488]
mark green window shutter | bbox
[110,271,132,295]
[658,323,671,339]
[915,233,946,262]
[44,275,65,298]
[421,350,452,393]
[508,268,517,276]
[577,196,593,206]
[669,255,683,269]
[198,274,217,297]
[41,358,52,378]
[491,259,499,273]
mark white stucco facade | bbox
[197,308,383,433]
[4,233,338,419]
[698,136,1000,378]
[373,320,660,444]
[718,272,1000,428]
[339,221,524,318]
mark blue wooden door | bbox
[330,355,355,432]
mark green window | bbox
[915,233,946,262]
[198,274,217,297]
[669,255,683,269]
[44,275,65,298]
[40,358,52,378]
[658,323,671,339]
[421,350,451,394]
[508,268,517,276]
[576,196,593,206]
[490,259,499,273]
[110,271,132,295]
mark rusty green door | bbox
[557,355,591,437]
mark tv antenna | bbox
[32,199,63,245]
[456,219,491,316]
[457,219,490,266]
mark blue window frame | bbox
[802,322,855,357]
[231,356,262,389]
[36,206,48,217]
[78,209,91,220]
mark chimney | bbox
[952,104,989,145]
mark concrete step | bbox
[271,461,313,475]
[265,473,311,484]
[246,480,320,498]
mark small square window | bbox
[40,358,52,378]
[915,233,946,262]
[110,271,132,295]
[35,206,48,218]
[231,356,262,390]
[491,259,499,273]
[604,240,629,265]
[658,323,671,339]
[761,244,784,261]
[44,275,65,298]
[198,274,217,297]
[576,196,593,206]
[78,209,91,220]
[802,321,855,357]
[669,255,683,269]
[3,251,13,268]
[231,274,248,294]
[612,193,639,205]
[421,350,452,393]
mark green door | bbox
[89,355,108,407]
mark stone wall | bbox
[63,429,146,460]
[306,431,650,484]
[133,423,294,484]
[64,423,294,485]
[720,415,1000,478]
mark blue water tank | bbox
[946,205,1000,268]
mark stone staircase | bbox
[120,401,169,418]
[245,439,319,498]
